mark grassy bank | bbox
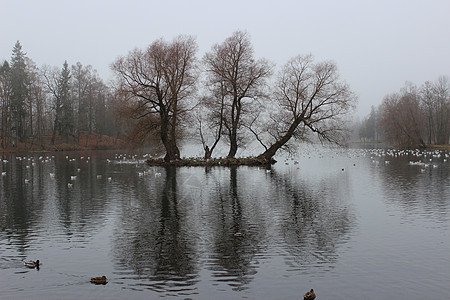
[0,133,125,153]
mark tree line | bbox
[358,77,450,147]
[0,41,120,149]
[1,32,357,160]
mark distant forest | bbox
[1,33,449,160]
[358,77,450,147]
[0,41,121,151]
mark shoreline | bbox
[0,134,126,154]
[146,157,277,167]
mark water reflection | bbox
[109,162,354,294]
[205,167,266,291]
[112,166,199,294]
[0,153,113,260]
[1,155,40,257]
[266,169,354,272]
[371,149,449,223]
[3,149,447,298]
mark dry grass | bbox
[0,133,126,153]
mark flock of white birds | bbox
[0,153,162,187]
[1,148,449,183]
[367,148,449,173]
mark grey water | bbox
[0,146,449,299]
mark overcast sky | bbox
[1,0,449,117]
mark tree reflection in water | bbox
[375,152,449,222]
[112,166,199,294]
[265,171,354,273]
[1,151,449,298]
[205,166,266,291]
[0,153,113,264]
[111,164,355,293]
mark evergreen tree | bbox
[59,61,72,141]
[0,61,12,147]
[10,41,29,141]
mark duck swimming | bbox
[90,275,108,284]
[24,260,40,268]
[304,288,316,300]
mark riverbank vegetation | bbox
[0,132,124,153]
[357,78,450,148]
[1,31,449,164]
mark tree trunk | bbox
[160,115,180,162]
[162,134,180,162]
[51,115,58,145]
[227,128,238,158]
[258,117,301,161]
[204,146,212,159]
[227,140,238,158]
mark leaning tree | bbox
[255,54,356,161]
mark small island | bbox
[146,156,276,167]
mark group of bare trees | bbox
[0,41,120,148]
[113,31,356,161]
[359,78,450,147]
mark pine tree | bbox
[0,61,12,147]
[10,41,29,141]
[59,61,72,141]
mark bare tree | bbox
[112,35,198,161]
[255,55,356,161]
[42,61,71,145]
[381,83,426,147]
[203,31,272,158]
[421,80,435,144]
[71,62,92,140]
[195,79,227,159]
[420,77,450,145]
[432,76,450,144]
[26,59,46,142]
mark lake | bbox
[1,146,449,299]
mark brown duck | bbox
[24,260,41,268]
[90,275,108,284]
[304,288,316,300]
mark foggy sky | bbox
[1,0,449,117]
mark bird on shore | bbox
[90,275,108,284]
[304,289,316,300]
[24,260,41,269]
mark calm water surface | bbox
[1,146,449,299]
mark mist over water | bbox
[1,146,449,299]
